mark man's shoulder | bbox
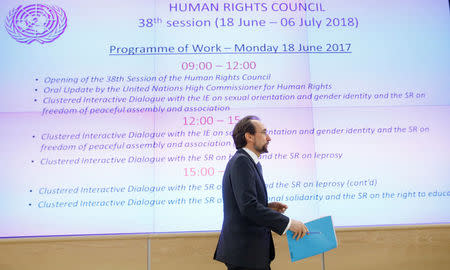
[231,149,251,161]
[227,150,254,170]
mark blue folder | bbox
[286,216,338,262]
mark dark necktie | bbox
[256,162,268,199]
[256,162,263,177]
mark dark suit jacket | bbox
[214,149,289,269]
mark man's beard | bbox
[256,143,269,154]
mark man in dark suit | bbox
[214,115,308,270]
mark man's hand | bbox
[268,202,288,213]
[289,220,309,240]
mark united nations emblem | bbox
[5,4,67,44]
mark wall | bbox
[0,226,449,270]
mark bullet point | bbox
[34,99,37,102]
[32,135,35,138]
[35,89,38,92]
[31,160,34,163]
[28,203,32,206]
[29,190,32,192]
[35,78,38,81]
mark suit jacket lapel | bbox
[238,149,268,201]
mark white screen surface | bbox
[0,0,449,238]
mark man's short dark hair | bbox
[232,115,260,149]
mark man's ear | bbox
[244,132,253,144]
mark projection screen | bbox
[0,0,449,238]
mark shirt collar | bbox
[242,147,259,164]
